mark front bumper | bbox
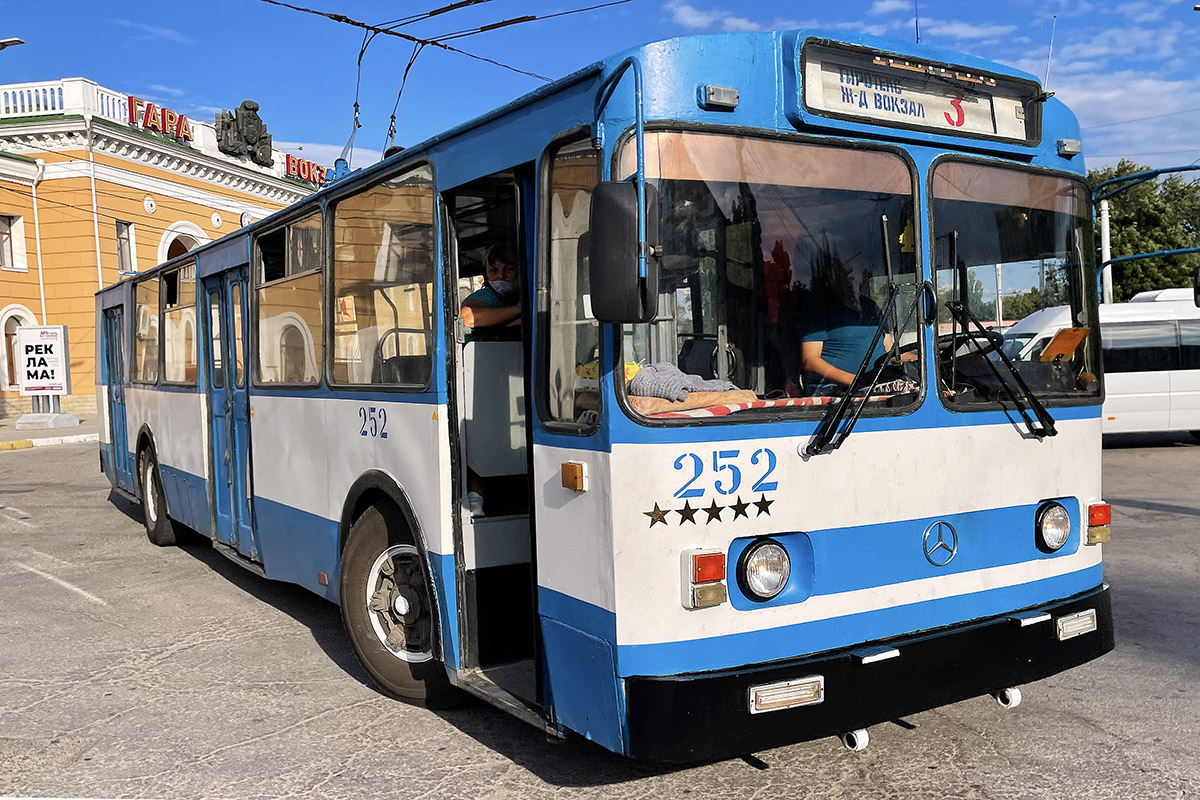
[624,585,1114,762]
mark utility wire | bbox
[1082,106,1200,130]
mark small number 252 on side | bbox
[358,406,388,439]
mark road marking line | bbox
[14,562,108,606]
[0,506,33,526]
[27,548,75,567]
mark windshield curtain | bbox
[931,161,1101,407]
[618,131,922,420]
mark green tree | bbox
[1089,159,1200,302]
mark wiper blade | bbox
[946,300,1057,438]
[806,283,915,456]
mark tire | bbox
[340,504,458,708]
[1190,431,1200,443]
[140,447,178,547]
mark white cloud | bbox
[110,19,191,43]
[148,85,185,97]
[923,19,1018,40]
[665,2,721,30]
[869,0,911,15]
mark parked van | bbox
[1002,295,1200,435]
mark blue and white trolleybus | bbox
[97,29,1115,761]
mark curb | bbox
[0,433,99,451]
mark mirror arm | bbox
[593,56,648,279]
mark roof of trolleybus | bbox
[97,28,1082,295]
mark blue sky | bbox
[1,0,1197,171]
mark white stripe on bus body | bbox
[125,387,205,478]
[249,395,455,558]
[606,417,1102,647]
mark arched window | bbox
[0,304,39,391]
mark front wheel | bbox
[140,447,177,547]
[340,504,458,707]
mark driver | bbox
[461,243,520,343]
[799,257,914,392]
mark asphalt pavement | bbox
[0,435,1196,799]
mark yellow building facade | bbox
[0,78,322,418]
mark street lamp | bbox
[0,37,24,51]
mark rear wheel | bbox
[340,504,458,707]
[140,447,177,547]
[1190,431,1200,442]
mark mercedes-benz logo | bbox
[923,521,958,566]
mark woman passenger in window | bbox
[460,243,520,342]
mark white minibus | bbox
[1003,296,1200,435]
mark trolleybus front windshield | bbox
[931,161,1101,408]
[619,131,922,420]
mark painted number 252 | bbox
[672,448,778,499]
[358,406,388,439]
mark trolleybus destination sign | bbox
[802,42,1040,144]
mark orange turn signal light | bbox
[693,552,726,584]
[1088,503,1111,527]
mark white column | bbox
[1100,199,1113,304]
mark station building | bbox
[0,77,328,418]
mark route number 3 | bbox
[359,406,388,439]
[673,448,778,498]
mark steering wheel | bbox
[940,326,1004,358]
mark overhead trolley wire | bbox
[256,0,553,81]
[376,0,632,150]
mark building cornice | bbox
[0,117,311,205]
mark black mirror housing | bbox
[1194,265,1200,308]
[588,181,658,323]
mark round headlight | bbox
[1037,503,1071,552]
[740,539,791,601]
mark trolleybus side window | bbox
[544,139,601,428]
[1101,321,1180,373]
[619,131,922,417]
[330,164,436,387]
[133,277,160,384]
[161,262,197,385]
[255,213,323,385]
[208,288,223,389]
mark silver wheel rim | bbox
[365,544,434,663]
[143,458,158,524]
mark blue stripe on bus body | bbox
[249,496,462,669]
[159,463,209,534]
[726,500,1083,611]
[614,566,1103,677]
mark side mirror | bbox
[588,181,658,323]
[1194,265,1200,308]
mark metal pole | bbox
[1100,199,1114,303]
[995,264,1003,328]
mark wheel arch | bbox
[133,423,159,503]
[337,469,453,667]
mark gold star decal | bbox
[754,494,774,516]
[676,501,698,525]
[730,496,750,519]
[704,500,724,523]
[644,503,669,527]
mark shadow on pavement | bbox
[1102,432,1200,449]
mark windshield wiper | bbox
[806,217,915,456]
[945,299,1057,438]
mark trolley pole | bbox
[1100,199,1114,303]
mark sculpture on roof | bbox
[215,100,274,168]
